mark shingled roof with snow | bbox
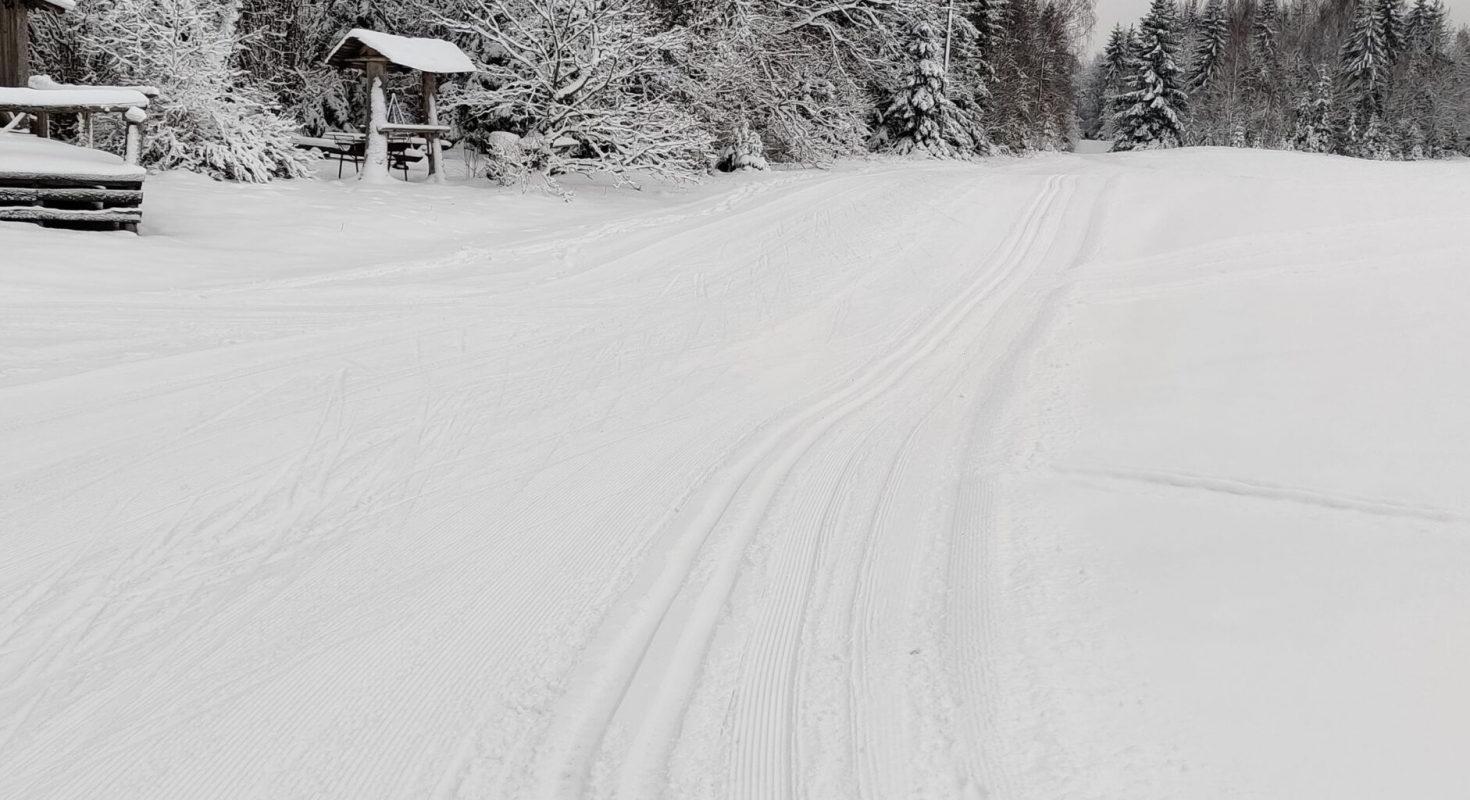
[325,29,477,74]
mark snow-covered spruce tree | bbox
[1291,64,1337,151]
[1355,112,1396,156]
[1379,0,1406,61]
[1387,0,1451,154]
[716,121,769,171]
[1190,0,1228,93]
[1247,0,1283,91]
[1341,0,1392,118]
[1112,0,1188,150]
[440,0,712,185]
[877,18,983,157]
[32,0,311,181]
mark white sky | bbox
[1086,0,1470,52]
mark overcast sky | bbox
[1086,0,1470,52]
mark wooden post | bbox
[360,60,390,183]
[0,0,30,89]
[421,71,443,183]
[31,109,48,138]
[124,106,146,165]
[81,111,93,147]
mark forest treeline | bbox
[25,0,1470,183]
[29,0,1090,182]
[1081,0,1470,158]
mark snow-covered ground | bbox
[3,149,1469,799]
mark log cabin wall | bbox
[0,0,29,89]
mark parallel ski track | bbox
[532,173,1077,799]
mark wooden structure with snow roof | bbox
[325,29,475,183]
[0,0,151,231]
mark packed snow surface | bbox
[0,132,145,178]
[2,150,1469,799]
[327,29,477,73]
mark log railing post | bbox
[124,106,146,165]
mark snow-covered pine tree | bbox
[1355,112,1396,156]
[1379,0,1406,61]
[1189,0,1228,93]
[1341,0,1392,117]
[1249,0,1282,86]
[879,18,981,157]
[1112,0,1188,150]
[1389,0,1450,155]
[1291,64,1337,151]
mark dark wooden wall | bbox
[0,1,31,89]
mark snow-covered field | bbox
[3,149,1469,799]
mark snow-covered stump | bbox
[361,65,391,184]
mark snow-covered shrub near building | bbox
[441,0,712,185]
[31,0,310,181]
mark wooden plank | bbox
[0,205,142,222]
[0,174,143,188]
[377,123,451,134]
[0,102,150,113]
[0,185,142,203]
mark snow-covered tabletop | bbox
[0,133,145,179]
[0,87,152,109]
[28,75,160,98]
[326,29,477,73]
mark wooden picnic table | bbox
[304,128,448,180]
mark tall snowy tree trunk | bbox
[361,64,390,184]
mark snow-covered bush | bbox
[440,0,712,185]
[715,122,769,172]
[32,0,311,181]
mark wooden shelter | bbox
[325,29,475,184]
[0,0,151,231]
[2,0,72,88]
